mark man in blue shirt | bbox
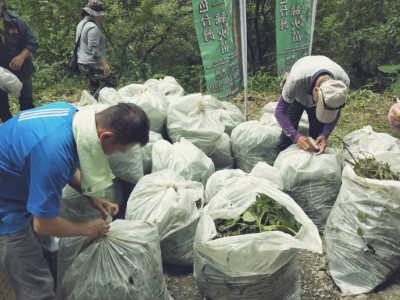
[0,101,150,299]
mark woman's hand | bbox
[315,135,327,155]
[296,135,319,152]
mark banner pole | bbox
[239,0,248,120]
[310,0,318,54]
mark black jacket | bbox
[0,10,38,78]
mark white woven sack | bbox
[231,115,281,172]
[60,220,172,300]
[325,165,400,295]
[108,144,144,184]
[77,90,96,106]
[58,180,123,290]
[207,133,234,171]
[207,99,245,136]
[125,169,204,265]
[118,83,146,98]
[343,125,400,153]
[167,93,224,155]
[141,131,163,175]
[204,162,283,204]
[60,179,123,223]
[143,76,185,97]
[194,172,322,299]
[0,66,22,98]
[274,145,342,232]
[152,138,215,186]
[119,87,167,133]
[98,87,123,105]
[260,101,309,136]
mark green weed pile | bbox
[353,157,400,181]
[214,193,301,238]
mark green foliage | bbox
[214,193,301,238]
[313,0,400,90]
[353,157,400,181]
[248,68,280,94]
[6,0,400,93]
[11,0,82,69]
[379,65,400,75]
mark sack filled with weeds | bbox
[325,149,400,296]
[214,193,301,238]
[125,169,204,266]
[343,125,400,153]
[59,220,172,300]
[274,144,342,232]
[194,164,321,300]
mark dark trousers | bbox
[0,75,34,123]
[280,100,324,151]
[78,64,117,100]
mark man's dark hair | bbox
[96,103,150,146]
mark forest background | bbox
[6,0,400,140]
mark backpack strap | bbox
[74,20,96,52]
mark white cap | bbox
[316,80,348,123]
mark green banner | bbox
[276,0,315,78]
[193,0,242,101]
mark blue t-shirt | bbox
[0,102,79,234]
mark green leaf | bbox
[242,211,256,222]
[378,65,400,74]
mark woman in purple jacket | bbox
[275,55,350,154]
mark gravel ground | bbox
[163,239,400,300]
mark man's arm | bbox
[320,110,341,140]
[275,96,319,152]
[19,16,39,54]
[8,16,38,70]
[275,96,301,143]
[9,48,31,71]
[68,170,119,218]
[33,216,109,238]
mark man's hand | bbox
[83,219,110,238]
[88,197,119,219]
[296,135,319,152]
[33,216,109,237]
[98,58,111,76]
[102,63,111,76]
[315,135,327,155]
[9,49,32,71]
[9,55,26,71]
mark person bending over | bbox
[275,55,350,154]
[0,102,150,299]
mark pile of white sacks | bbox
[57,77,400,299]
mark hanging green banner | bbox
[276,0,316,78]
[193,0,242,101]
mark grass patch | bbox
[231,83,400,148]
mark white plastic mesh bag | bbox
[325,165,400,295]
[125,169,204,265]
[0,66,22,98]
[60,220,172,300]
